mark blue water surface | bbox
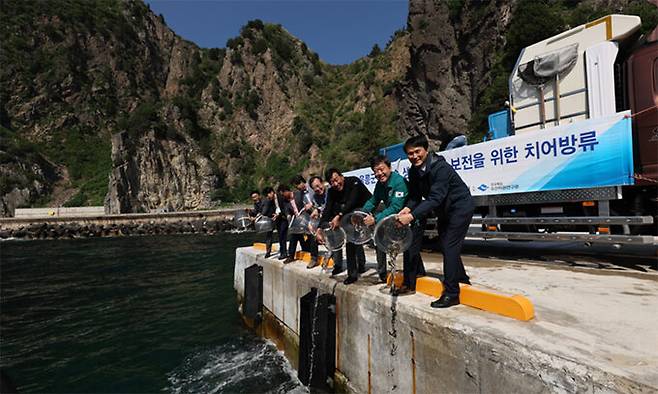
[0,233,304,393]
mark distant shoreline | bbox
[0,208,245,240]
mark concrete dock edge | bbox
[234,246,658,393]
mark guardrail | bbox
[425,216,657,245]
[472,216,654,225]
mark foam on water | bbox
[1,233,304,393]
[166,337,306,394]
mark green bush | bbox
[245,90,261,119]
[263,23,297,65]
[368,44,381,57]
[447,0,464,20]
[252,38,268,55]
[230,51,243,65]
[63,191,87,207]
[117,101,161,137]
[226,36,244,50]
[245,19,264,31]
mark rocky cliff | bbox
[0,0,409,214]
[2,0,654,215]
[398,0,513,147]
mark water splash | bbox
[306,289,321,387]
[386,246,401,392]
[165,337,307,394]
[228,228,252,234]
[386,244,400,293]
[321,250,331,273]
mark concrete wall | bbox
[234,247,656,394]
[14,206,105,218]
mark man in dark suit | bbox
[396,135,474,308]
[275,184,294,260]
[249,190,263,217]
[285,175,320,268]
[317,168,372,285]
[260,187,276,258]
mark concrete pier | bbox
[234,246,658,393]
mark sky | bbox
[145,0,408,65]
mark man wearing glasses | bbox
[316,168,371,284]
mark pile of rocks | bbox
[0,219,238,240]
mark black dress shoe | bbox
[283,256,295,264]
[358,266,367,274]
[264,252,271,258]
[430,294,460,308]
[460,278,471,285]
[343,276,357,285]
[392,285,415,296]
[307,258,319,269]
[379,273,388,283]
[331,267,344,276]
[277,254,288,260]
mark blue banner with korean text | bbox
[438,111,634,196]
[346,111,634,196]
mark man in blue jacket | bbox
[359,155,409,284]
[396,135,474,308]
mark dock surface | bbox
[234,245,658,393]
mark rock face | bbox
[4,0,651,215]
[397,0,513,147]
[1,1,410,214]
[105,131,218,213]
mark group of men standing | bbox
[250,135,474,309]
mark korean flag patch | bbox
[395,191,405,198]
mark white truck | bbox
[350,15,657,245]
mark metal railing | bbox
[425,216,657,245]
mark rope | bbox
[625,105,658,184]
[633,173,658,184]
[624,105,658,119]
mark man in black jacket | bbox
[285,175,319,267]
[260,187,277,258]
[249,190,263,217]
[317,168,372,284]
[276,184,294,260]
[397,135,474,308]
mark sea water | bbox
[0,233,305,393]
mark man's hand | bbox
[396,212,414,226]
[398,207,411,215]
[315,230,325,244]
[330,215,341,230]
[363,213,375,227]
[310,209,319,219]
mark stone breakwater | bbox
[0,209,241,240]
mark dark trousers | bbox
[288,234,318,259]
[277,218,289,257]
[375,248,387,277]
[333,242,365,279]
[264,230,274,256]
[403,219,427,290]
[437,209,473,296]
